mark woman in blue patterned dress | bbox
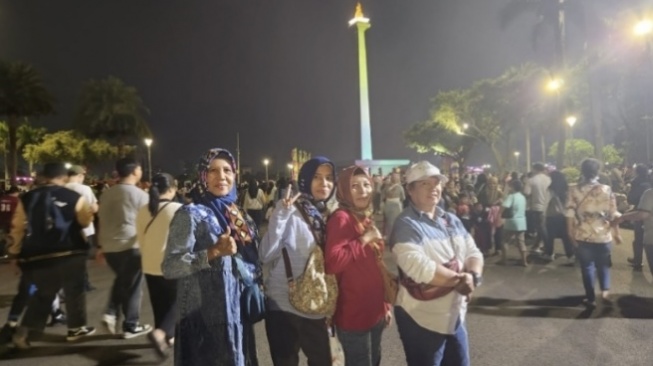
[162,148,260,366]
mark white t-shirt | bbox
[524,173,551,212]
[65,182,98,237]
[136,201,183,275]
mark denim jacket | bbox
[163,203,259,366]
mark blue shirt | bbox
[502,192,527,232]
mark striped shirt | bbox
[391,205,483,334]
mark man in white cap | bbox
[390,161,484,366]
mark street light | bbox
[263,159,270,182]
[566,115,577,140]
[634,19,653,37]
[514,151,520,170]
[144,138,153,182]
[546,78,564,92]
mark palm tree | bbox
[74,76,151,157]
[0,61,55,183]
[500,0,586,168]
[17,123,47,174]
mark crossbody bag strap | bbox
[293,201,325,249]
[281,248,294,283]
[144,201,172,234]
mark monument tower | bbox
[349,3,408,173]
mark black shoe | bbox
[66,326,96,341]
[0,324,16,345]
[123,324,152,339]
[627,258,643,266]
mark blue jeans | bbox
[395,306,470,366]
[577,242,611,302]
[336,320,384,366]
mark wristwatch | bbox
[467,271,482,287]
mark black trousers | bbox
[544,215,575,258]
[21,255,87,331]
[145,274,177,339]
[247,209,264,229]
[632,222,645,266]
[265,310,331,366]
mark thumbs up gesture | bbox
[208,226,238,260]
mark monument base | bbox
[355,159,411,176]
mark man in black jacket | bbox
[6,163,95,349]
[627,164,652,270]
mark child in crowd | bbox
[457,192,473,233]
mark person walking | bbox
[136,173,182,359]
[626,164,651,270]
[97,157,151,338]
[543,171,575,263]
[566,159,622,307]
[499,180,528,266]
[7,163,95,349]
[524,163,551,252]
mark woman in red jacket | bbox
[325,166,392,366]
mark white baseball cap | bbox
[405,161,448,184]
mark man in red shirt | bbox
[0,186,20,258]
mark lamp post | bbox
[263,159,269,182]
[144,138,153,182]
[634,19,652,162]
[514,151,520,171]
[545,77,566,167]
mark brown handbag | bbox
[398,214,462,301]
[372,246,399,304]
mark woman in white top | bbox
[243,179,266,228]
[136,173,182,358]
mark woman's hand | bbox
[384,310,393,328]
[208,227,237,260]
[281,184,301,209]
[360,225,383,247]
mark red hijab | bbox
[336,166,373,220]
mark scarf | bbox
[336,165,372,219]
[295,156,336,247]
[190,148,252,242]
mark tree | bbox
[23,130,129,167]
[601,144,624,166]
[548,139,594,167]
[500,0,587,168]
[17,124,47,174]
[0,61,55,183]
[74,76,150,156]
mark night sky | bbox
[1,0,600,174]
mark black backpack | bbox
[23,188,72,249]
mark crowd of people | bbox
[0,149,649,366]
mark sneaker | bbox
[102,314,116,335]
[66,326,96,341]
[123,324,152,339]
[48,309,66,327]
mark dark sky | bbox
[1,0,594,174]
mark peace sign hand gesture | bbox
[282,184,301,209]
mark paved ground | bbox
[1,228,653,365]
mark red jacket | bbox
[325,209,388,331]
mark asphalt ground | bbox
[1,228,653,366]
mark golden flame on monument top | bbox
[349,2,370,26]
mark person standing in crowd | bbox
[260,156,336,366]
[391,161,484,366]
[244,178,266,228]
[163,148,260,366]
[382,171,405,239]
[7,163,95,349]
[499,180,528,266]
[97,157,151,338]
[372,174,383,214]
[477,176,504,256]
[136,173,182,359]
[617,177,653,277]
[566,159,622,307]
[0,186,20,258]
[524,163,551,252]
[543,171,575,263]
[325,166,392,366]
[66,165,99,291]
[626,164,652,270]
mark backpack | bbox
[23,188,72,250]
